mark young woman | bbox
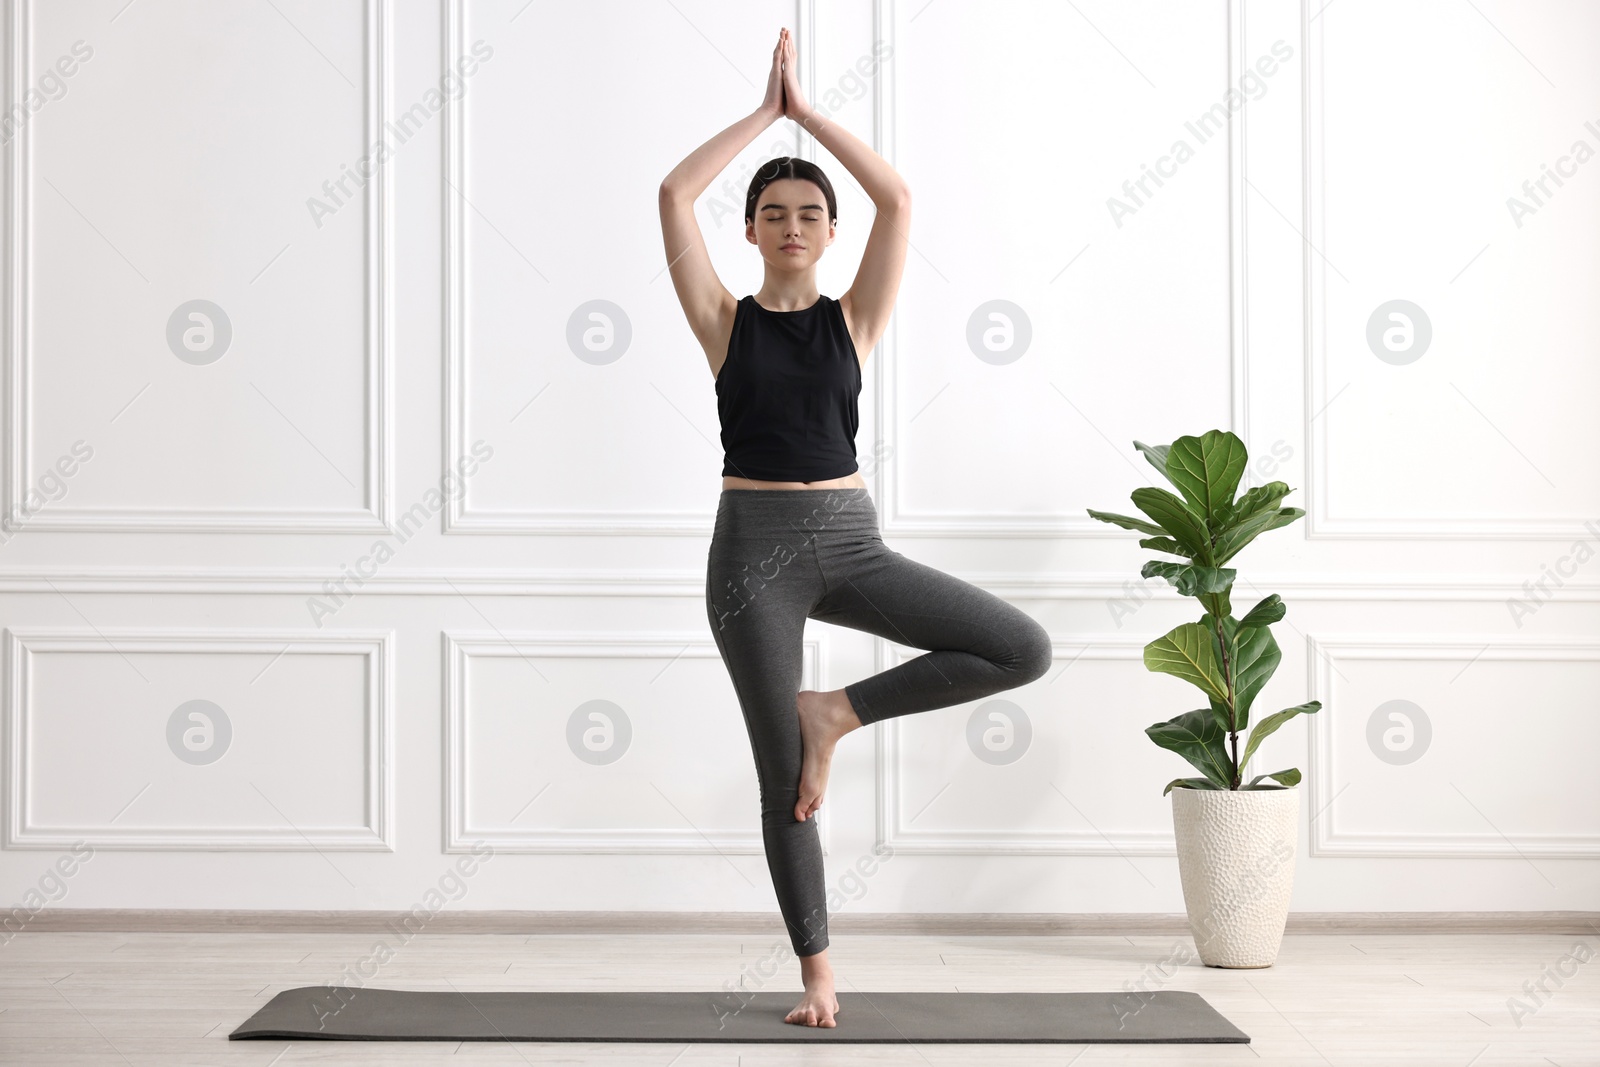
[658,27,1052,1029]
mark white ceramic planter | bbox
[1171,786,1299,968]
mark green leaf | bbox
[1129,487,1212,559]
[1212,497,1307,567]
[1228,624,1282,734]
[1195,586,1232,622]
[1214,481,1291,533]
[1144,623,1230,705]
[1132,559,1228,617]
[1263,507,1306,532]
[1146,708,1235,788]
[1163,776,1223,796]
[1137,535,1189,557]
[1240,701,1321,769]
[1244,768,1302,789]
[1213,505,1291,565]
[1164,431,1249,525]
[1238,595,1286,629]
[1206,694,1232,734]
[1085,508,1168,537]
[1132,440,1172,485]
[1139,562,1236,599]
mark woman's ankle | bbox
[798,947,832,980]
[832,689,863,732]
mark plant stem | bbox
[1213,612,1240,788]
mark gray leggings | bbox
[704,486,1053,957]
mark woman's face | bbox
[747,178,834,269]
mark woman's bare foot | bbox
[785,949,842,1027]
[794,689,863,822]
[785,985,841,1027]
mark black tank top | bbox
[715,294,862,481]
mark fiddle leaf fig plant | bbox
[1087,429,1323,795]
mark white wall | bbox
[2,0,1596,928]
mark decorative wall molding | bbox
[3,0,392,533]
[0,566,1591,603]
[878,636,1178,856]
[441,0,816,536]
[442,630,831,855]
[1301,1,1593,540]
[880,0,1249,537]
[4,627,394,850]
[1307,633,1600,857]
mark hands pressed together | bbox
[761,27,813,125]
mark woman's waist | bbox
[721,470,866,491]
[713,483,877,539]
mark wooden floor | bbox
[2,930,1597,1064]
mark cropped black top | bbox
[715,294,862,481]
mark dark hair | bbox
[744,157,837,226]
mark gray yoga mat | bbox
[230,986,1249,1043]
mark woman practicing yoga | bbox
[658,28,1053,1028]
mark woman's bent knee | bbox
[1007,615,1053,684]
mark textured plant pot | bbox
[1171,786,1298,968]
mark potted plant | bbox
[1087,429,1322,968]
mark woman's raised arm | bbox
[658,33,786,360]
[778,29,910,358]
[660,29,784,198]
